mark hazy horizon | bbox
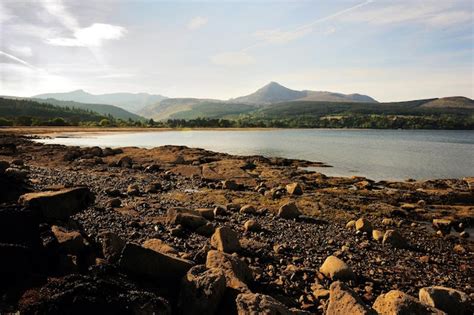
[1,0,473,101]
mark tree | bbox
[100,118,111,127]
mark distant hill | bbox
[229,82,377,105]
[420,97,474,109]
[34,90,167,113]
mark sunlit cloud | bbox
[47,23,126,47]
[187,16,208,30]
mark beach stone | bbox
[99,231,125,263]
[51,225,86,254]
[118,156,133,168]
[19,187,94,220]
[213,205,227,216]
[206,250,252,292]
[319,255,355,281]
[236,292,291,315]
[167,207,208,230]
[244,219,260,232]
[143,238,178,256]
[356,218,373,234]
[459,231,469,238]
[433,219,452,234]
[372,230,384,242]
[178,265,226,315]
[222,180,239,190]
[195,222,215,236]
[382,218,395,226]
[196,208,215,220]
[453,244,466,254]
[127,184,140,196]
[419,286,470,315]
[211,227,241,253]
[382,230,408,249]
[346,220,356,229]
[373,290,445,315]
[119,243,193,280]
[240,205,257,214]
[278,201,301,219]
[107,198,121,208]
[327,281,376,315]
[286,182,303,195]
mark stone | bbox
[373,290,445,315]
[196,208,215,220]
[0,160,10,173]
[433,219,452,233]
[240,205,257,214]
[222,180,239,190]
[286,183,303,195]
[356,218,373,234]
[143,238,179,256]
[211,227,241,253]
[382,218,395,226]
[419,286,470,315]
[346,220,356,229]
[214,206,227,216]
[127,184,140,196]
[453,244,466,254]
[236,293,291,315]
[327,281,376,315]
[319,255,355,281]
[206,250,252,292]
[19,187,94,220]
[459,231,469,238]
[107,198,121,208]
[167,207,208,230]
[119,243,193,280]
[51,225,86,254]
[372,230,384,242]
[99,231,125,263]
[382,230,408,249]
[244,219,260,232]
[118,156,133,168]
[195,222,216,236]
[178,265,226,315]
[277,202,301,219]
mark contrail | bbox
[0,51,38,69]
[242,0,375,52]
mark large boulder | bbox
[286,182,303,195]
[19,187,94,220]
[320,255,355,281]
[167,207,208,230]
[327,281,376,315]
[178,265,226,315]
[277,202,301,219]
[419,286,470,315]
[206,250,252,292]
[373,290,445,315]
[143,238,179,256]
[355,218,373,234]
[210,227,241,253]
[51,225,87,254]
[98,231,125,263]
[382,230,408,249]
[235,293,291,315]
[119,243,193,280]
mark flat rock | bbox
[143,238,179,256]
[236,293,291,315]
[373,290,446,315]
[327,281,376,315]
[206,250,252,292]
[210,227,241,253]
[419,286,470,315]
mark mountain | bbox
[34,90,167,113]
[419,97,474,109]
[229,82,378,104]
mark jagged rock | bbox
[167,207,208,230]
[372,230,384,242]
[51,225,86,254]
[419,286,470,315]
[286,182,303,195]
[235,293,291,315]
[206,250,252,292]
[99,231,125,263]
[278,202,301,219]
[222,180,239,190]
[19,187,94,220]
[356,218,373,234]
[143,238,179,256]
[178,265,226,315]
[373,290,445,315]
[119,243,193,280]
[244,219,260,232]
[240,205,257,214]
[346,220,356,229]
[382,230,408,249]
[320,255,355,281]
[327,281,376,315]
[196,208,215,220]
[210,227,241,253]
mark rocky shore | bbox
[0,131,472,314]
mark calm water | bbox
[38,129,474,181]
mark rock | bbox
[286,183,303,195]
[195,222,216,236]
[356,218,373,234]
[178,265,226,315]
[107,198,121,208]
[372,230,384,242]
[240,205,257,215]
[210,227,241,253]
[235,293,291,315]
[51,225,86,254]
[319,255,355,281]
[143,238,178,256]
[0,160,10,173]
[19,187,94,221]
[346,220,356,229]
[382,230,408,249]
[196,208,215,220]
[119,243,193,280]
[99,231,125,263]
[277,202,301,219]
[206,250,252,292]
[459,231,469,238]
[453,244,466,254]
[127,184,140,196]
[433,219,452,234]
[419,286,470,315]
[382,218,395,226]
[5,168,29,181]
[327,281,376,315]
[244,219,260,232]
[167,207,208,230]
[373,290,445,315]
[118,156,133,168]
[222,180,239,191]
[214,206,227,216]
[145,183,161,193]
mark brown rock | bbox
[196,208,215,220]
[211,227,241,253]
[222,180,239,190]
[277,202,301,219]
[319,255,355,281]
[240,205,257,214]
[99,231,125,263]
[244,219,260,232]
[372,230,384,242]
[167,207,208,230]
[206,250,252,292]
[143,238,178,256]
[286,183,303,195]
[356,218,373,234]
[51,225,86,254]
[236,293,291,315]
[373,290,445,315]
[346,220,356,229]
[327,281,376,315]
[419,286,470,315]
[382,230,408,249]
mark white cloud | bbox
[47,23,126,47]
[8,45,33,57]
[210,51,255,66]
[187,16,208,30]
[254,28,311,44]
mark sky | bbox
[0,0,473,102]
